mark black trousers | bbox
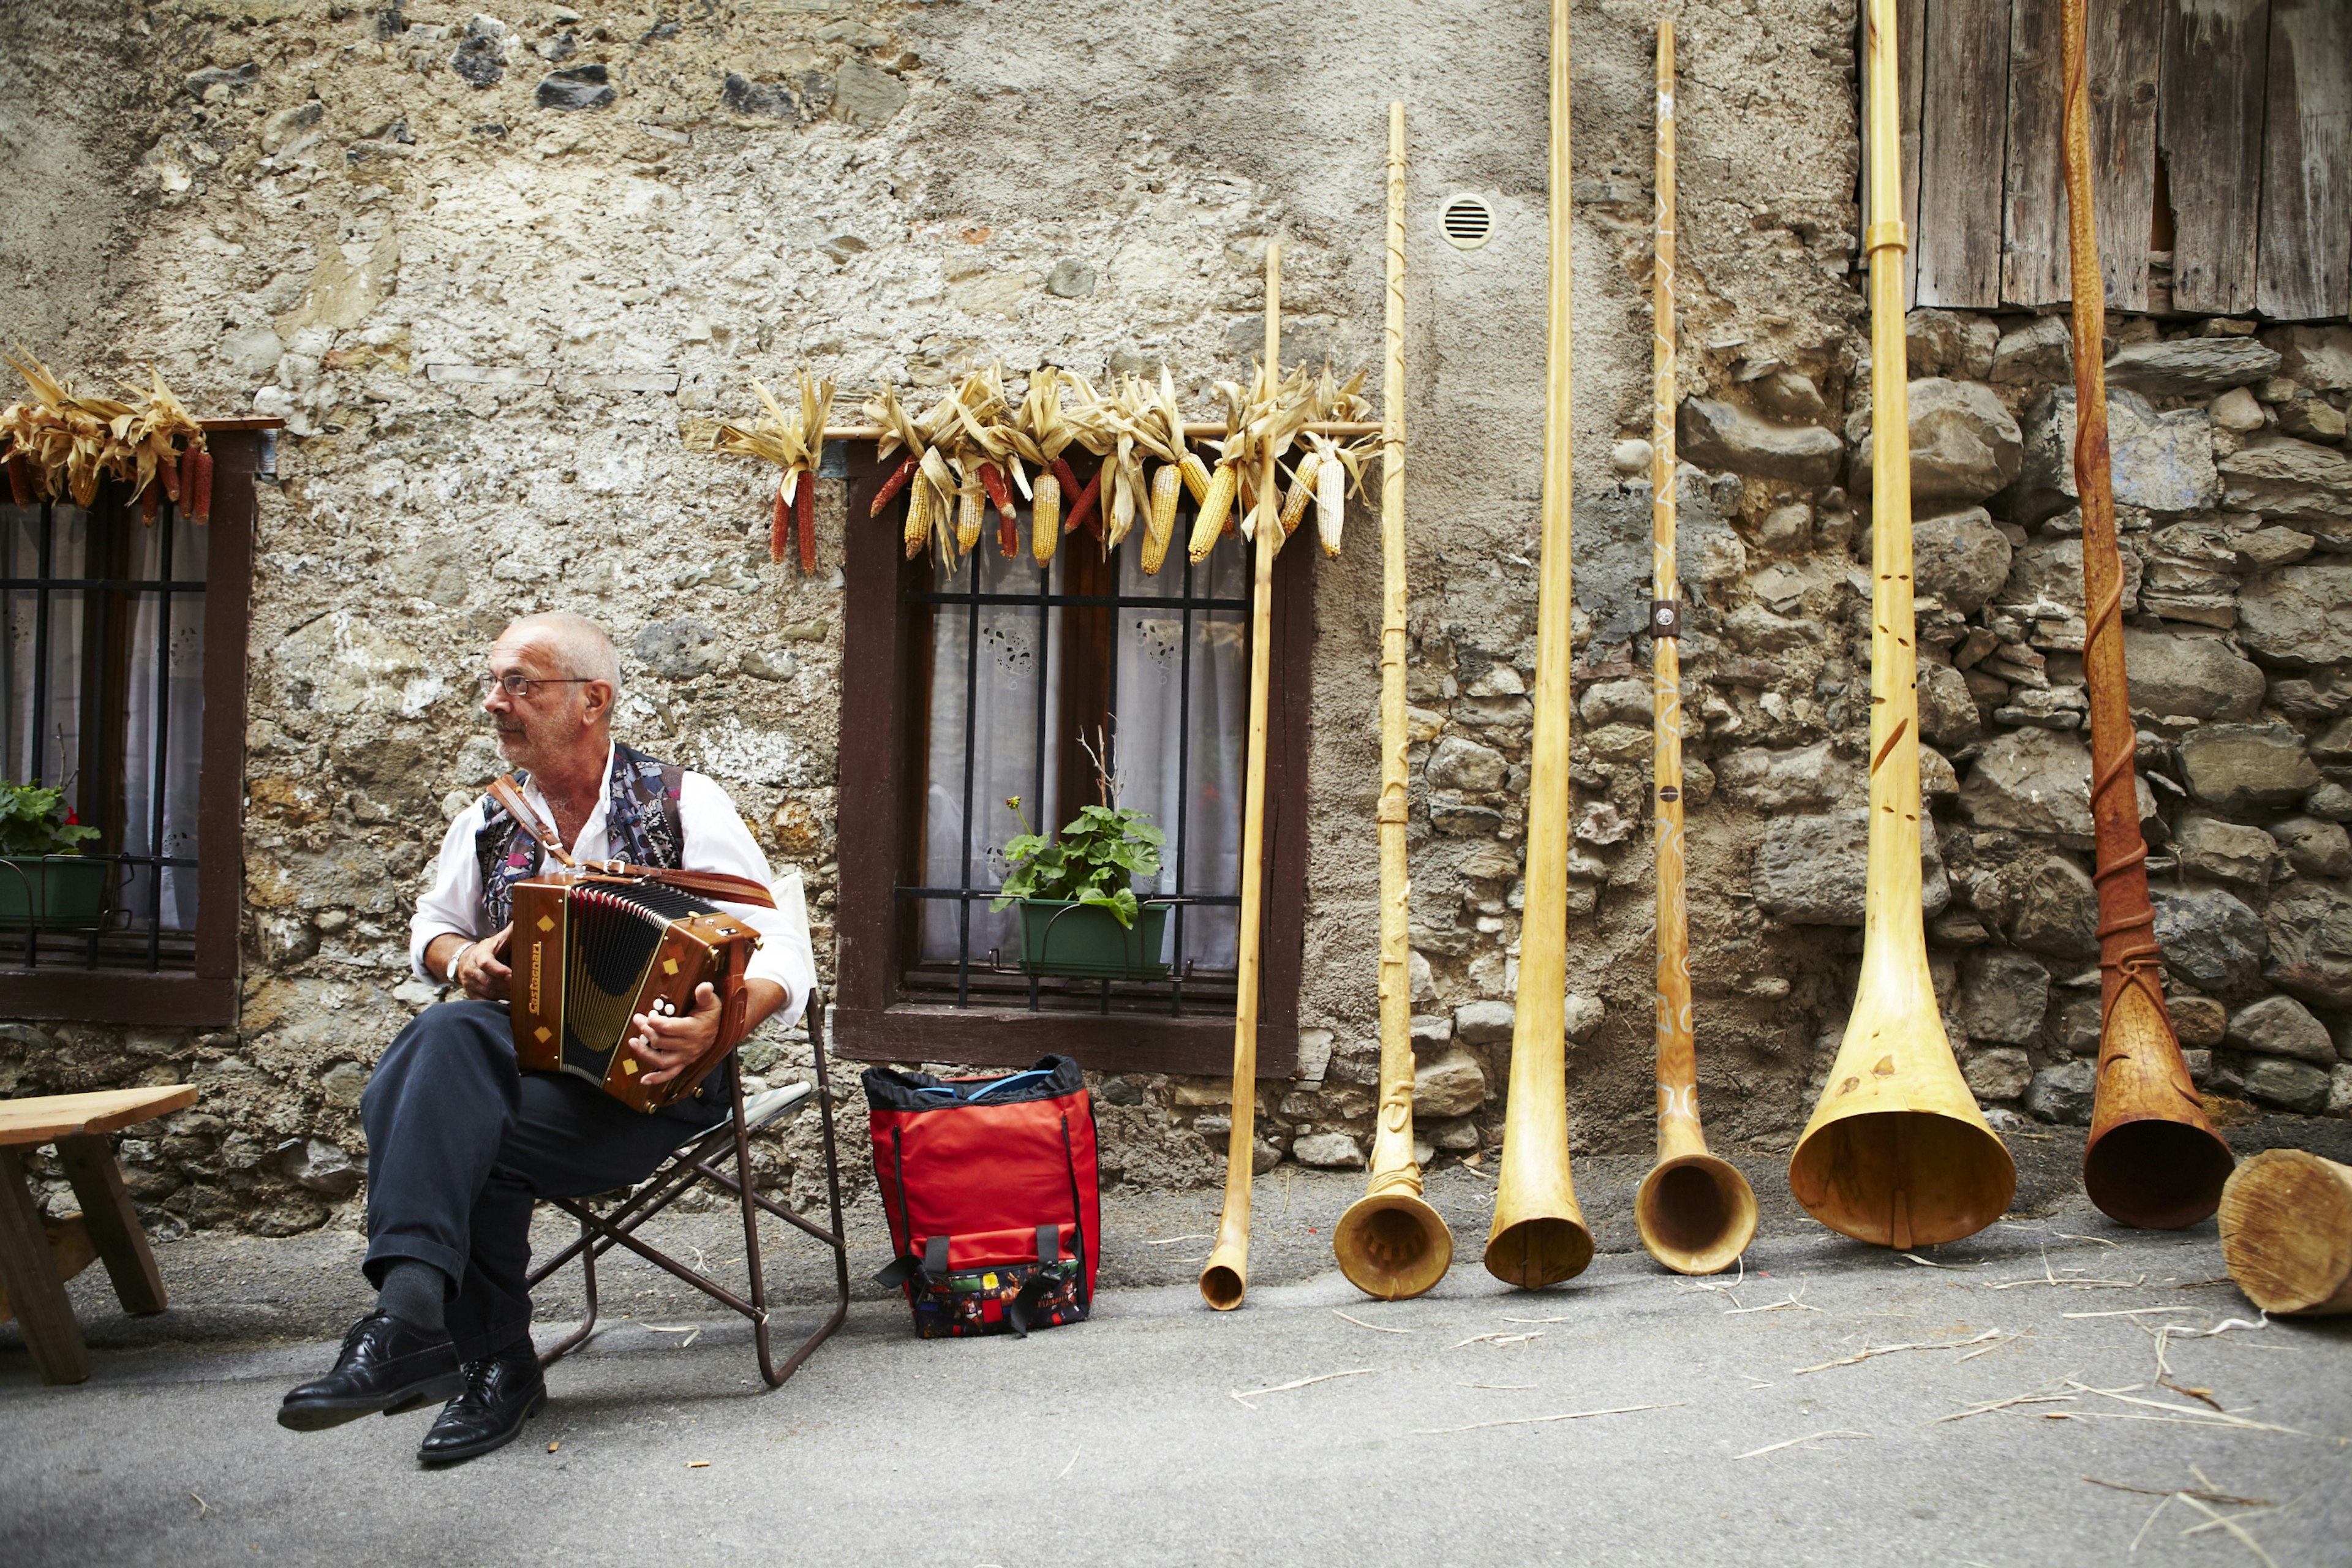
[361,1000,725,1362]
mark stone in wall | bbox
[1752,809,1950,925]
[2120,629,2264,722]
[2239,561,2352,666]
[2014,388,2220,523]
[1849,379,2022,505]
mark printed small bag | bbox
[862,1055,1100,1340]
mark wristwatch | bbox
[443,940,470,987]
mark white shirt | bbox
[409,743,813,1030]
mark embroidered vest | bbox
[473,741,687,930]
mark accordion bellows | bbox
[509,873,763,1113]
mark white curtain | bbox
[918,525,1246,976]
[920,540,1063,963]
[2,504,88,788]
[120,512,207,931]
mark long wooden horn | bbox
[2060,0,2234,1230]
[1634,18,1757,1277]
[1484,0,1594,1289]
[1786,0,2016,1249]
[1200,243,1283,1311]
[1336,103,1455,1301]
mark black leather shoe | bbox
[417,1345,546,1465]
[278,1313,464,1432]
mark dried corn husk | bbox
[1141,462,1182,575]
[714,370,835,564]
[1031,469,1061,565]
[0,353,209,518]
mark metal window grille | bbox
[2,490,207,973]
[898,509,1250,1017]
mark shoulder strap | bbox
[658,761,686,850]
[489,775,575,867]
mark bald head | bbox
[500,611,621,694]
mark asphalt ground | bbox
[4,1122,2351,1567]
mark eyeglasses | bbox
[475,674,596,699]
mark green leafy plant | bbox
[990,795,1166,929]
[0,782,99,857]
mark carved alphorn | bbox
[1199,244,1283,1311]
[1335,104,1455,1301]
[1485,0,1594,1289]
[1786,0,2016,1249]
[1635,20,1757,1277]
[2218,1150,2352,1316]
[2059,0,2234,1230]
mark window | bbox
[0,424,265,1023]
[832,443,1312,1077]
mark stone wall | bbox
[2,0,2346,1240]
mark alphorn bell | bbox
[1199,244,1283,1311]
[2218,1150,2352,1316]
[1786,0,2016,1249]
[1335,104,1455,1300]
[1485,0,1594,1289]
[2058,0,2234,1229]
[1634,19,1757,1276]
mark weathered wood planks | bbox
[1898,0,1926,309]
[2089,0,2163,311]
[2003,0,2070,305]
[1917,0,2011,308]
[2257,0,2351,321]
[2161,0,2270,316]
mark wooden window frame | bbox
[831,442,1310,1078]
[2,422,270,1026]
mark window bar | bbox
[954,545,982,1008]
[23,500,53,970]
[1026,538,1052,1014]
[144,509,177,971]
[1170,548,1197,1018]
[82,503,115,971]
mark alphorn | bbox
[1786,0,2016,1249]
[1199,244,1283,1311]
[1485,0,1594,1289]
[1335,104,1455,1300]
[2218,1150,2352,1316]
[1634,19,1757,1277]
[2059,0,2234,1229]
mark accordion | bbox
[508,872,764,1114]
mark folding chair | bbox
[526,986,850,1388]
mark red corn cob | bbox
[9,453,35,507]
[978,461,1017,522]
[796,467,816,573]
[141,475,159,524]
[997,505,1018,558]
[770,475,791,562]
[189,450,213,522]
[868,453,918,517]
[1062,460,1104,540]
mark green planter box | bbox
[0,856,111,930]
[1016,899,1170,982]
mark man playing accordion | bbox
[276,611,814,1463]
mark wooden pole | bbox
[1484,0,1593,1289]
[1199,243,1282,1311]
[1335,104,1454,1300]
[1633,19,1757,1277]
[1786,0,2014,1250]
[2060,0,2234,1230]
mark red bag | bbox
[863,1055,1100,1338]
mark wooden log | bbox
[2160,0,2269,316]
[2218,1150,2352,1315]
[2255,0,2351,321]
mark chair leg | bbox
[0,1147,88,1385]
[537,1214,602,1371]
[753,998,851,1389]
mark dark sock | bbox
[377,1261,449,1336]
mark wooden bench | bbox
[0,1086,198,1385]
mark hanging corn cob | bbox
[1,354,211,521]
[713,371,835,570]
[1031,468,1062,564]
